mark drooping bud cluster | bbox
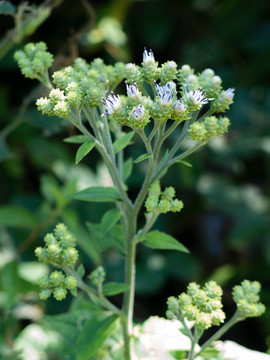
[35,223,78,267]
[188,116,230,143]
[35,223,78,301]
[38,271,77,301]
[145,181,183,214]
[232,280,265,319]
[89,266,106,286]
[167,281,225,330]
[14,42,53,81]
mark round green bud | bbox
[39,289,52,300]
[188,122,207,142]
[35,247,49,263]
[61,248,78,265]
[187,282,200,297]
[36,97,54,116]
[47,244,62,262]
[162,187,175,201]
[65,276,77,290]
[202,299,222,313]
[53,287,67,301]
[158,199,171,213]
[211,308,225,326]
[85,87,103,107]
[170,199,184,213]
[50,271,65,287]
[204,281,223,300]
[38,276,51,289]
[54,223,68,241]
[195,312,212,330]
[178,293,193,308]
[183,74,199,91]
[193,289,208,309]
[167,296,179,313]
[184,305,200,322]
[44,233,58,247]
[53,100,71,119]
[60,233,76,249]
[203,116,219,137]
[89,266,106,285]
[125,63,143,84]
[178,65,194,86]
[160,61,178,85]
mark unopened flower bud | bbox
[89,266,106,285]
[65,276,77,290]
[53,287,67,301]
[61,248,78,265]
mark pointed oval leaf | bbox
[0,206,35,228]
[103,282,130,296]
[75,140,95,164]
[141,230,189,253]
[134,153,152,164]
[67,186,122,202]
[123,157,133,181]
[64,135,88,143]
[113,131,134,154]
[178,160,192,167]
[76,314,119,360]
[101,209,121,235]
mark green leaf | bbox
[64,135,88,143]
[67,186,121,202]
[100,209,121,235]
[76,314,119,360]
[177,160,192,167]
[134,153,152,164]
[77,264,85,278]
[179,328,190,338]
[169,350,187,360]
[141,230,189,253]
[113,131,134,153]
[75,140,95,164]
[123,157,133,181]
[0,206,35,228]
[103,282,130,296]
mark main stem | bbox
[122,209,137,360]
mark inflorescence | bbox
[15,43,235,143]
[35,223,78,301]
[167,280,265,332]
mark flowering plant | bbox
[15,43,264,360]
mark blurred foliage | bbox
[0,0,270,357]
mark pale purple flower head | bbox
[174,99,187,114]
[131,105,145,120]
[125,81,140,99]
[185,88,212,108]
[223,88,235,101]
[143,48,155,64]
[102,91,122,116]
[155,81,176,106]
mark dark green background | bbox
[1,0,270,355]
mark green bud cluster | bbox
[145,181,183,214]
[232,280,265,319]
[188,116,230,143]
[38,271,77,301]
[167,281,225,330]
[35,223,78,267]
[14,42,53,81]
[89,266,106,286]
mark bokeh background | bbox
[1,0,270,358]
